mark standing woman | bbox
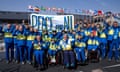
[16,25,26,64]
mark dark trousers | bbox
[63,50,75,65]
[5,42,14,61]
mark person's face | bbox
[72,31,76,34]
[108,21,112,26]
[77,28,80,31]
[83,24,87,28]
[34,29,38,32]
[90,33,94,37]
[53,32,56,35]
[87,23,91,28]
[78,35,82,39]
[96,24,100,28]
[77,21,79,24]
[113,22,118,27]
[91,23,95,28]
[30,28,33,32]
[19,26,23,31]
[25,25,29,29]
[36,36,41,41]
[7,24,11,29]
[15,25,19,30]
[51,40,55,43]
[63,35,67,40]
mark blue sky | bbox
[0,0,120,13]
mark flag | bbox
[94,10,98,15]
[57,8,64,13]
[34,6,40,12]
[46,7,51,11]
[28,5,33,11]
[75,9,78,13]
[89,9,94,15]
[98,10,103,15]
[52,7,57,11]
[41,6,46,11]
[82,9,86,14]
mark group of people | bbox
[0,20,120,69]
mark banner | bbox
[30,14,74,31]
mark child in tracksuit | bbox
[48,38,58,64]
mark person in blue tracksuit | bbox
[119,26,120,57]
[106,21,113,56]
[49,30,59,44]
[48,38,58,64]
[98,26,107,59]
[87,32,99,57]
[68,30,76,42]
[33,35,46,69]
[12,25,19,63]
[26,27,35,64]
[74,22,79,30]
[84,23,92,41]
[3,24,14,63]
[59,34,75,68]
[108,21,119,61]
[42,30,50,48]
[16,25,26,64]
[24,24,30,61]
[74,33,86,63]
[34,28,41,36]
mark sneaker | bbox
[115,60,119,62]
[66,64,69,68]
[51,58,56,63]
[108,59,112,62]
[6,60,10,64]
[71,63,74,67]
[15,60,18,63]
[22,62,25,65]
[28,62,31,65]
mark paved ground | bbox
[0,52,120,72]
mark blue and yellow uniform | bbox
[87,36,99,51]
[26,30,35,62]
[42,32,50,48]
[33,39,46,65]
[12,28,19,61]
[48,39,58,63]
[119,27,120,57]
[107,26,114,51]
[99,28,107,59]
[74,34,86,62]
[68,31,76,41]
[3,25,14,62]
[108,26,119,61]
[84,27,92,41]
[16,29,26,63]
[59,37,75,68]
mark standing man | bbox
[3,23,14,63]
[12,25,19,63]
[108,21,119,62]
[26,27,35,64]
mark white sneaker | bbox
[22,62,25,65]
[51,58,56,63]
